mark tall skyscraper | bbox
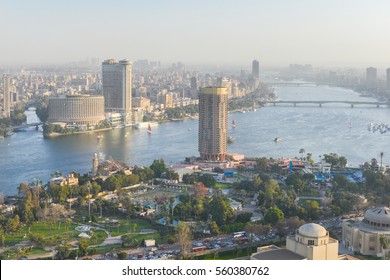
[366,67,377,87]
[102,59,132,124]
[252,59,260,78]
[2,74,10,118]
[198,87,228,161]
[386,68,390,90]
[190,76,198,99]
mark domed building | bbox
[252,223,351,260]
[342,206,390,257]
[285,223,339,260]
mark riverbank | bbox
[44,127,113,138]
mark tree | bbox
[0,228,5,247]
[182,173,196,184]
[198,174,216,188]
[117,251,128,260]
[56,243,72,260]
[177,222,191,259]
[78,239,89,257]
[210,221,220,235]
[244,223,272,236]
[299,149,305,161]
[235,212,253,223]
[207,195,235,226]
[150,159,167,178]
[302,200,321,220]
[264,206,284,225]
[5,215,22,235]
[121,235,139,248]
[379,234,388,259]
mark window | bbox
[308,240,315,245]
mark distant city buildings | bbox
[366,67,378,88]
[47,94,105,125]
[2,74,10,117]
[102,59,132,125]
[198,87,228,161]
[252,59,259,78]
[386,68,390,90]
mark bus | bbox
[192,246,208,253]
[233,231,247,239]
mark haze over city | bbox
[1,0,390,67]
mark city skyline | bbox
[1,0,390,67]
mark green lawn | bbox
[4,221,79,247]
[215,182,232,189]
[96,217,156,236]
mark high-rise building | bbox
[386,68,390,90]
[252,59,260,78]
[102,59,132,124]
[198,87,228,161]
[2,74,10,118]
[366,67,377,87]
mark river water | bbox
[0,84,389,195]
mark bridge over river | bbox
[12,122,42,131]
[265,100,388,108]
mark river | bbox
[0,84,389,195]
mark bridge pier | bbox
[351,104,354,108]
[273,103,276,107]
[319,104,322,108]
[294,103,296,107]
[377,104,379,108]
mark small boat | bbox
[232,120,236,129]
[227,135,235,143]
[274,137,282,142]
[147,123,152,134]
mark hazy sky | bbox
[1,0,390,68]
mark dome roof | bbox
[364,207,390,225]
[298,223,327,238]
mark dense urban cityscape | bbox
[0,58,389,262]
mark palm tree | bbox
[380,152,384,172]
[299,149,305,162]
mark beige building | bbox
[48,94,105,125]
[102,59,132,124]
[2,74,10,117]
[157,92,174,109]
[286,223,339,260]
[342,206,390,257]
[198,87,228,161]
[252,223,354,260]
[49,173,79,187]
[133,97,151,110]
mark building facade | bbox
[102,59,132,124]
[48,95,105,125]
[286,223,339,260]
[198,87,228,161]
[251,223,354,260]
[342,206,390,257]
[2,74,10,117]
